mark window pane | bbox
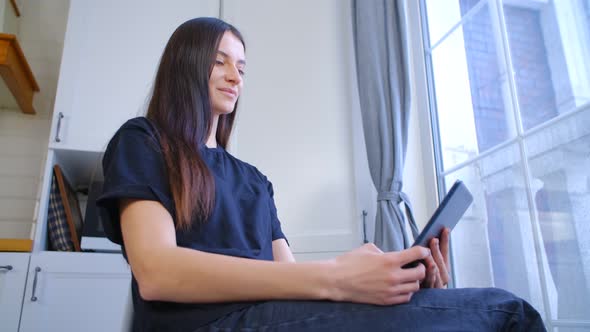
[445,143,545,315]
[424,0,483,47]
[503,0,590,130]
[527,107,590,321]
[421,0,590,328]
[431,2,516,171]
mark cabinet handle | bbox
[0,265,13,271]
[362,210,368,243]
[31,267,41,302]
[55,112,64,142]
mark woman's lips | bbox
[218,88,237,97]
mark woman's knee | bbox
[471,288,546,330]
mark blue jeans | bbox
[197,288,546,331]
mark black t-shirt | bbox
[96,117,287,331]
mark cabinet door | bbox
[49,0,220,152]
[223,0,366,253]
[0,253,29,332]
[19,252,131,332]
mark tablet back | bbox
[412,180,473,247]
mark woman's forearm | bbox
[119,200,428,305]
[138,246,335,303]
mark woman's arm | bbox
[120,199,429,305]
[272,239,296,262]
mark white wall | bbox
[224,0,367,256]
[0,0,70,238]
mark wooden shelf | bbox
[0,33,40,114]
[0,238,33,252]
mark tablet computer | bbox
[403,180,473,268]
[413,180,473,247]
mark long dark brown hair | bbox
[146,17,245,230]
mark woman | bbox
[97,17,545,331]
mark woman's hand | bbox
[330,243,430,306]
[421,228,451,289]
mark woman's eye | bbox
[238,69,245,76]
[215,60,224,65]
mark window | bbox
[420,0,590,329]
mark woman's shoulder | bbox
[224,152,268,184]
[107,117,160,148]
[103,117,162,162]
[118,116,158,137]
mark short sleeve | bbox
[266,179,288,244]
[96,119,174,245]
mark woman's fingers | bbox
[396,262,427,284]
[382,281,420,305]
[438,228,452,286]
[434,272,444,288]
[431,238,450,287]
[391,246,430,268]
[426,244,444,289]
[394,280,421,294]
[440,228,451,271]
[421,237,448,289]
[421,254,438,288]
[429,272,438,289]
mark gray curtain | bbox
[352,0,419,251]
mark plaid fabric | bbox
[47,171,74,251]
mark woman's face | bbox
[209,31,245,116]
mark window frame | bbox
[414,0,590,329]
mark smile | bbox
[218,88,237,97]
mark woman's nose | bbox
[225,66,242,84]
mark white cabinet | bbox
[0,253,29,332]
[49,0,220,152]
[19,252,131,332]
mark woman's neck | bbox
[206,115,219,148]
